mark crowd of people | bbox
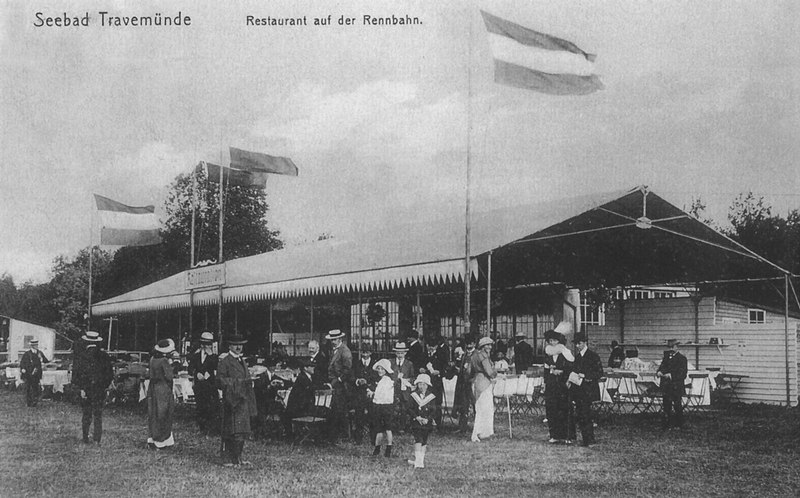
[16,324,690,468]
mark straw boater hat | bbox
[515,332,527,339]
[82,331,103,342]
[155,339,175,354]
[30,339,39,346]
[325,329,345,340]
[394,341,409,352]
[227,334,247,345]
[372,358,394,374]
[414,374,432,387]
[199,331,215,344]
[478,336,494,348]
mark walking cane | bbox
[505,377,513,439]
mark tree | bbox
[104,169,284,296]
[50,248,112,341]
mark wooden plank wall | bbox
[587,297,798,407]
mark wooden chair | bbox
[291,389,333,444]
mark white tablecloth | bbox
[139,377,194,402]
[600,370,712,406]
[6,368,71,393]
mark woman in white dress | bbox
[470,337,497,442]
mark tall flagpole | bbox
[463,7,473,336]
[218,152,225,342]
[87,201,94,332]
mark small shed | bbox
[0,316,56,363]
[586,297,799,406]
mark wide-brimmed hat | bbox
[325,329,345,340]
[666,339,681,347]
[478,337,494,348]
[227,335,247,345]
[82,331,103,343]
[573,333,588,344]
[414,374,432,387]
[372,358,394,374]
[199,331,215,344]
[554,321,572,335]
[155,339,175,354]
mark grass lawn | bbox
[1,389,797,497]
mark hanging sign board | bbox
[186,263,226,290]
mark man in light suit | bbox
[325,329,353,444]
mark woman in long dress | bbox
[543,330,575,444]
[470,337,497,442]
[147,339,176,449]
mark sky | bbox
[1,0,799,284]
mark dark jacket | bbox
[20,349,49,382]
[608,346,626,369]
[657,350,688,394]
[73,346,113,401]
[544,348,573,398]
[310,352,328,388]
[570,348,604,402]
[328,344,353,389]
[284,370,314,419]
[217,353,258,435]
[188,349,218,384]
[513,340,534,373]
[407,340,426,376]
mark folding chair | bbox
[616,371,646,414]
[683,373,710,414]
[292,389,332,444]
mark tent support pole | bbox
[785,274,791,407]
[269,302,273,356]
[487,251,492,338]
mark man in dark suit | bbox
[308,340,328,388]
[72,331,113,445]
[513,332,534,374]
[389,342,415,431]
[353,346,378,444]
[569,333,604,446]
[282,358,315,440]
[188,331,219,435]
[20,339,49,407]
[657,339,688,429]
[406,329,426,376]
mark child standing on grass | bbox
[407,374,436,469]
[368,358,395,458]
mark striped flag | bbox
[94,194,161,246]
[481,10,603,95]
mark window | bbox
[629,290,650,300]
[748,309,765,324]
[351,301,400,352]
[652,291,675,298]
[580,299,605,326]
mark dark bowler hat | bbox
[227,334,247,345]
[666,339,681,347]
[573,333,588,344]
[297,357,315,368]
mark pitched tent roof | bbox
[92,186,789,316]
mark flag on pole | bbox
[198,161,268,189]
[94,194,161,246]
[481,10,603,95]
[229,147,298,177]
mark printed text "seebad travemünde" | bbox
[33,12,191,27]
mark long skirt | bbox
[148,381,175,447]
[471,384,494,441]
